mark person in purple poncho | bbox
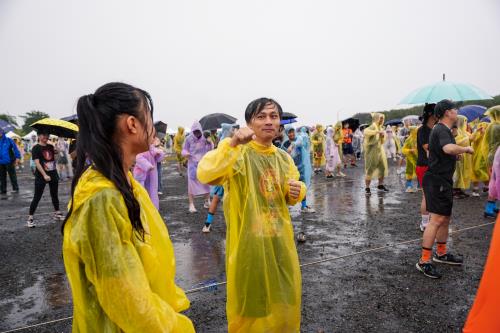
[182,121,213,212]
[133,141,166,209]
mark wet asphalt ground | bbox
[0,157,495,332]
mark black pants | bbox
[29,171,59,215]
[0,163,19,193]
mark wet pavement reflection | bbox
[0,159,490,331]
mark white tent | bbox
[23,130,37,140]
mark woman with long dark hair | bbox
[62,82,194,332]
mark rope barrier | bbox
[0,221,494,333]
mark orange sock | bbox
[437,242,447,256]
[421,247,432,263]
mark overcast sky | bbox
[1,0,499,129]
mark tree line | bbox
[352,94,500,124]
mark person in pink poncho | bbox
[182,121,213,212]
[133,142,166,209]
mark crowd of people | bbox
[2,81,500,331]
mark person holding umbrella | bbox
[27,128,64,227]
[0,127,21,195]
[416,103,437,231]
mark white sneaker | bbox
[202,225,211,233]
[396,168,402,175]
[158,191,163,195]
[53,212,65,221]
[189,205,197,213]
[301,206,316,213]
[471,191,480,197]
[338,172,346,177]
[27,218,36,228]
[203,201,210,209]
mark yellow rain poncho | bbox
[393,126,402,154]
[333,122,343,161]
[453,115,473,190]
[173,127,186,163]
[402,126,418,180]
[363,113,388,180]
[471,122,489,183]
[197,138,306,333]
[63,168,194,333]
[311,124,326,167]
[485,106,500,166]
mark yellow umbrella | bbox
[31,118,79,139]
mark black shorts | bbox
[342,143,354,155]
[422,174,453,217]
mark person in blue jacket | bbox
[0,128,21,194]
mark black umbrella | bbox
[282,112,297,120]
[154,121,168,139]
[199,113,237,130]
[342,118,360,131]
[384,119,403,127]
[61,114,78,124]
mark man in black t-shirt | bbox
[416,100,474,279]
[416,103,437,231]
[27,130,64,228]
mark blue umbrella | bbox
[0,120,15,133]
[400,77,492,104]
[280,118,297,125]
[458,105,487,122]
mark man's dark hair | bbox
[434,99,457,119]
[244,98,283,123]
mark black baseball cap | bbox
[434,99,457,119]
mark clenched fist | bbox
[288,180,302,200]
[230,127,256,147]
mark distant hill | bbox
[352,94,500,124]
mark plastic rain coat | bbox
[402,126,418,180]
[182,122,213,196]
[133,145,166,209]
[363,113,388,180]
[485,106,500,167]
[463,214,500,333]
[297,127,313,188]
[453,115,473,190]
[384,125,397,159]
[62,168,194,333]
[325,127,341,173]
[173,127,186,163]
[333,122,344,161]
[311,124,326,167]
[471,122,489,183]
[197,138,306,333]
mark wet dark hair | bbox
[62,82,153,240]
[244,97,283,123]
[422,103,436,124]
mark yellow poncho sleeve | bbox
[63,178,194,332]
